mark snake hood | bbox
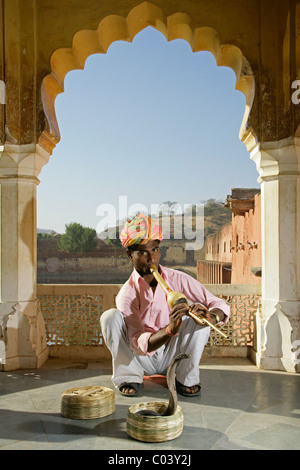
[164,353,191,416]
[135,352,190,417]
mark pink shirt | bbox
[116,265,230,357]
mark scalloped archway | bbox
[40,1,256,155]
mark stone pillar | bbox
[250,137,300,373]
[0,143,50,370]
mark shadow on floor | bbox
[0,358,299,450]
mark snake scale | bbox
[135,353,190,416]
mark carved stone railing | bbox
[37,283,261,360]
[203,284,261,359]
[37,284,122,359]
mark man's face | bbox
[127,240,161,276]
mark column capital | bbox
[0,143,51,181]
[250,137,300,182]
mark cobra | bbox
[135,353,190,416]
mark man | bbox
[100,213,230,397]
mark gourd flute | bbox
[150,264,228,339]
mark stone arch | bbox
[40,1,256,154]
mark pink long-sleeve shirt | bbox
[115,265,230,357]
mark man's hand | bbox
[190,304,225,325]
[168,302,190,335]
[189,303,215,324]
[148,302,189,352]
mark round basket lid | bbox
[62,385,113,400]
[61,385,115,419]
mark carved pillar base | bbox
[251,137,300,373]
[0,143,51,370]
[0,300,49,370]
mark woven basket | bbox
[61,385,115,420]
[126,401,183,442]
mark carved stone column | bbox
[250,137,300,372]
[0,143,50,370]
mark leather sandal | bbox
[118,382,144,397]
[176,380,201,397]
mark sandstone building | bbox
[197,189,261,285]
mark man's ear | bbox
[126,248,133,261]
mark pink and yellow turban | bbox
[120,213,163,248]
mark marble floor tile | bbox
[0,358,299,451]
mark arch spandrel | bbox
[40,1,256,154]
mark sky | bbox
[37,26,260,235]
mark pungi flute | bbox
[150,264,228,339]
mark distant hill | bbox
[203,199,232,237]
[37,228,56,234]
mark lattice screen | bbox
[207,293,260,347]
[39,294,104,346]
[39,289,260,349]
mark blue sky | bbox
[37,26,259,234]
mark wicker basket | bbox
[61,385,115,420]
[126,401,183,442]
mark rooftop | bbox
[1,357,299,451]
[225,188,261,215]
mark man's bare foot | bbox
[176,380,201,397]
[119,385,136,395]
[118,382,144,397]
[182,385,201,394]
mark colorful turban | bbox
[120,213,163,248]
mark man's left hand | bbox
[189,303,219,325]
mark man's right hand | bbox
[168,302,190,335]
[148,302,189,352]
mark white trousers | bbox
[100,308,210,389]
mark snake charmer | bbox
[100,213,230,397]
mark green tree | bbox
[37,230,57,239]
[159,201,179,215]
[58,222,98,253]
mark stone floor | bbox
[0,357,300,451]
